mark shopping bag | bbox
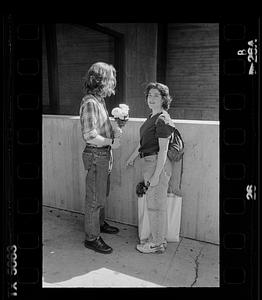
[137,195,150,242]
[165,193,182,242]
[137,193,182,243]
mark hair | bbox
[145,82,173,110]
[82,62,116,97]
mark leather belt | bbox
[139,151,158,158]
[85,144,111,149]
[84,144,111,153]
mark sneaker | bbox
[136,242,165,254]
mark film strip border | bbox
[3,15,42,298]
[1,16,260,298]
[220,20,259,298]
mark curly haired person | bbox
[80,62,122,254]
[127,82,175,254]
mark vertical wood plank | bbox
[166,23,219,121]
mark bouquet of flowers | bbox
[111,104,129,128]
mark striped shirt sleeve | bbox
[80,99,99,141]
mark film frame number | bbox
[6,245,18,297]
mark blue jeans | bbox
[82,145,111,241]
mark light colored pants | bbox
[142,154,172,245]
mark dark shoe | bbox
[100,221,119,234]
[84,236,113,254]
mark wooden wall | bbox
[166,23,219,121]
[99,23,158,118]
[42,24,115,115]
[43,23,219,121]
[99,22,219,121]
[43,116,219,244]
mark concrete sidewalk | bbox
[43,206,219,288]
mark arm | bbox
[84,133,120,149]
[113,126,123,138]
[149,113,174,186]
[126,143,140,166]
[84,133,113,147]
[148,137,169,186]
[81,99,119,148]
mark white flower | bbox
[111,107,122,118]
[118,110,128,120]
[111,104,129,119]
[119,104,129,112]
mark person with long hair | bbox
[126,82,175,254]
[80,62,121,254]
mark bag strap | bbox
[154,114,183,189]
[179,153,184,190]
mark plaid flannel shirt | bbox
[79,94,114,143]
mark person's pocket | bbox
[82,152,93,171]
[94,152,110,160]
[143,156,157,183]
[144,155,157,162]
